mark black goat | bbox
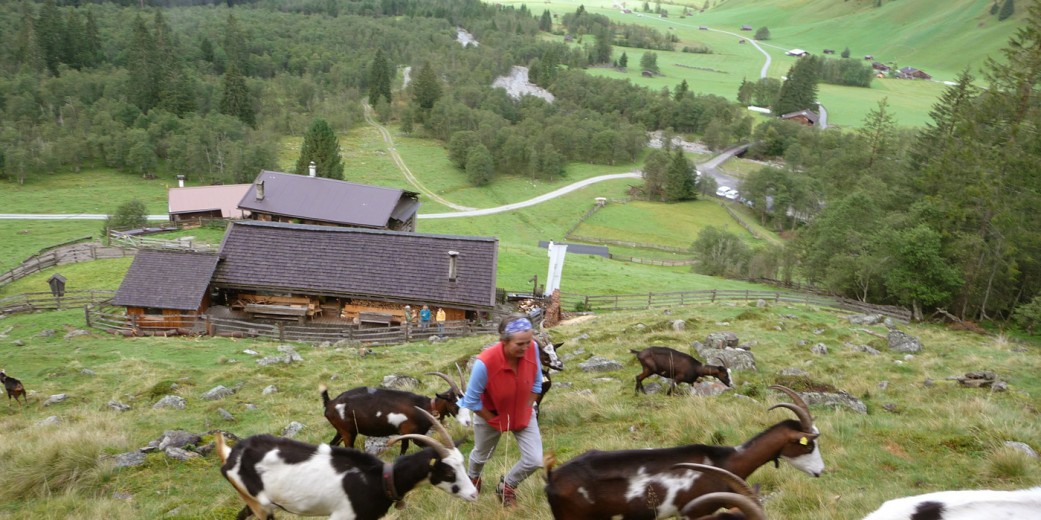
[544,386,821,519]
[320,372,464,455]
[0,370,26,406]
[216,407,477,520]
[631,346,732,395]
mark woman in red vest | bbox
[457,314,544,508]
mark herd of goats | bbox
[5,335,1040,519]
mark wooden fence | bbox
[565,234,690,254]
[562,289,911,322]
[608,255,697,267]
[84,303,499,345]
[0,290,116,315]
[108,231,218,252]
[0,243,136,287]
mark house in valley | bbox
[897,67,932,80]
[112,250,219,329]
[238,169,420,231]
[780,109,821,126]
[168,184,251,222]
[210,221,498,326]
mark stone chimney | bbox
[448,251,459,282]
[309,161,316,178]
[176,175,185,188]
[255,180,265,201]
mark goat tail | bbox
[319,384,330,408]
[215,431,231,465]
[629,349,641,355]
[543,453,558,482]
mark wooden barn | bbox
[897,67,932,80]
[168,184,251,222]
[780,109,821,126]
[210,221,498,326]
[112,250,219,329]
[238,170,420,231]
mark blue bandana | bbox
[504,318,533,335]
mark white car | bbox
[724,189,740,200]
[716,186,731,197]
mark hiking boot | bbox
[495,476,517,508]
[470,475,482,493]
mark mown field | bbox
[0,302,1038,519]
[519,0,1021,128]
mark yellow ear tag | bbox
[430,458,437,467]
[799,437,809,445]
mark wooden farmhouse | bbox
[210,221,498,326]
[168,184,251,222]
[897,67,932,80]
[780,109,821,127]
[111,250,219,329]
[239,170,420,231]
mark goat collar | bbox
[382,463,403,502]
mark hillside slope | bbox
[700,0,1023,80]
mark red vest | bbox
[477,341,538,432]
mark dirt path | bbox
[361,103,476,211]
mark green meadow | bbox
[0,302,1038,519]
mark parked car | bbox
[716,185,731,197]
[724,189,740,200]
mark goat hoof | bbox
[394,499,407,510]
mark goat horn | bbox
[455,362,467,393]
[769,385,810,412]
[425,372,462,397]
[671,463,759,503]
[681,492,766,520]
[413,406,456,451]
[768,403,815,433]
[388,434,451,459]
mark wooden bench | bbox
[245,303,309,323]
[358,312,394,326]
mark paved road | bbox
[696,143,749,191]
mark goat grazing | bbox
[216,406,478,520]
[631,346,732,395]
[860,486,1041,520]
[0,370,26,406]
[535,339,565,415]
[320,371,464,455]
[544,385,822,519]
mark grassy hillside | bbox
[0,304,1037,519]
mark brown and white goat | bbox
[320,372,464,454]
[631,346,732,395]
[674,464,765,520]
[216,407,478,520]
[0,370,27,406]
[543,385,822,519]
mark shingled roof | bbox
[212,221,498,310]
[113,250,219,310]
[238,171,420,228]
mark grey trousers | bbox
[468,414,543,488]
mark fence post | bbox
[711,290,717,303]
[278,322,285,342]
[775,292,780,303]
[584,295,589,311]
[614,294,619,310]
[84,305,92,328]
[648,292,653,308]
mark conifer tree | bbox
[219,62,255,127]
[83,9,102,67]
[127,16,159,112]
[642,149,670,201]
[411,61,442,116]
[540,10,553,31]
[62,10,85,70]
[466,144,494,186]
[222,14,249,74]
[295,118,344,179]
[35,0,63,75]
[368,49,393,106]
[14,10,45,73]
[773,56,820,116]
[663,149,696,201]
[619,51,628,68]
[859,98,897,168]
[999,0,1014,20]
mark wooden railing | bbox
[108,231,218,252]
[562,289,911,322]
[0,290,116,315]
[0,244,135,287]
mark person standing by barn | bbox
[419,305,431,329]
[456,314,544,508]
[435,307,446,335]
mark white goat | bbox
[861,487,1041,520]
